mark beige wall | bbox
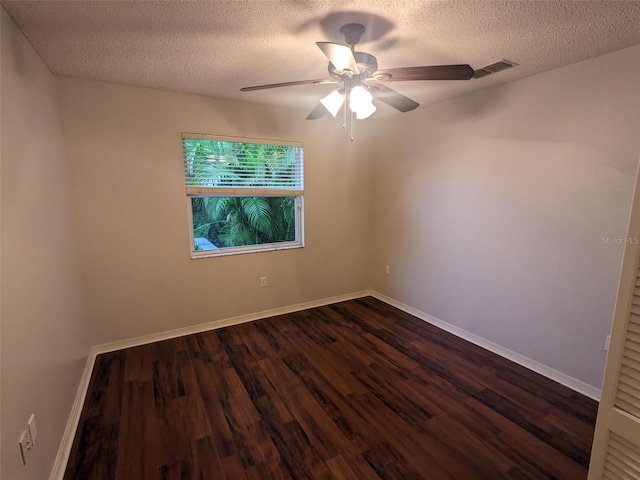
[1,8,90,479]
[370,44,640,389]
[55,77,374,345]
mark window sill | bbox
[191,241,304,259]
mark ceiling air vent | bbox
[473,59,519,79]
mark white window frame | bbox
[183,133,305,259]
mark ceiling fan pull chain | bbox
[342,81,348,129]
[350,110,355,142]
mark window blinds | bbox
[182,134,304,197]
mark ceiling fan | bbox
[240,23,476,139]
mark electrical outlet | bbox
[27,414,37,445]
[605,334,611,351]
[18,430,33,465]
[385,265,390,275]
[260,276,267,287]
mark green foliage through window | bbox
[183,136,303,255]
[191,196,296,249]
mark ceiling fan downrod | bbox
[339,23,366,49]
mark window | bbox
[182,133,304,258]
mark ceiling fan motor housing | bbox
[328,51,379,79]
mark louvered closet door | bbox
[589,162,640,479]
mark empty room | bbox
[2,1,640,479]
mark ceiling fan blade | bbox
[316,42,360,75]
[306,103,327,120]
[375,64,474,82]
[240,79,337,92]
[368,83,419,112]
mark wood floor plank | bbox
[351,391,489,479]
[64,297,597,479]
[284,383,362,461]
[282,353,381,454]
[362,441,425,480]
[326,453,382,480]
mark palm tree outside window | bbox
[182,134,304,258]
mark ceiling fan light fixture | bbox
[320,89,344,117]
[349,85,374,117]
[355,101,376,119]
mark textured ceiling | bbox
[3,1,640,116]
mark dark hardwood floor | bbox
[64,296,598,480]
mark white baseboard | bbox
[49,289,371,480]
[49,349,97,480]
[93,290,372,354]
[370,291,602,401]
[51,288,601,479]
